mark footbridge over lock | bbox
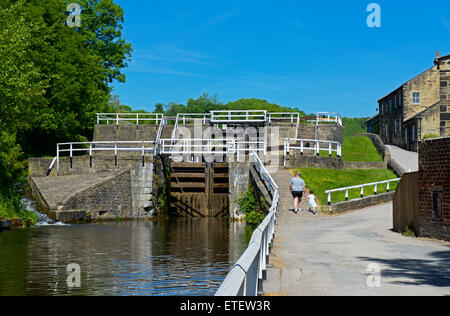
[28,110,344,221]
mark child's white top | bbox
[308,194,317,207]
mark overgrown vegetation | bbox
[237,186,267,226]
[401,225,417,238]
[0,191,37,226]
[342,136,383,162]
[293,168,399,205]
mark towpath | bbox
[265,169,450,296]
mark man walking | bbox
[290,171,306,214]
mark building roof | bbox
[378,53,448,103]
[436,54,450,61]
[403,101,440,123]
[365,114,379,124]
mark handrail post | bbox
[360,186,364,198]
[114,141,118,166]
[142,141,145,167]
[328,192,331,205]
[69,143,73,169]
[89,142,93,168]
[56,144,60,175]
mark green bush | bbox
[237,186,266,226]
[0,191,37,226]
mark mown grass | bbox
[342,136,383,162]
[291,167,399,206]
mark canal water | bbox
[0,205,251,296]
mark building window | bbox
[412,92,420,104]
[394,120,397,135]
[431,187,443,221]
[405,128,408,144]
[412,125,415,142]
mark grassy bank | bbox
[0,191,37,227]
[342,136,383,162]
[291,167,399,206]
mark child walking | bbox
[306,190,318,214]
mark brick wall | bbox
[418,137,450,241]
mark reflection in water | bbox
[0,218,250,296]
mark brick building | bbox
[418,137,450,241]
[378,53,450,151]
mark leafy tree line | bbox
[114,92,307,117]
[0,0,131,221]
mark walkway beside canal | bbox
[386,145,419,173]
[264,196,450,296]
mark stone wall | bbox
[440,59,450,136]
[285,155,344,170]
[93,124,159,142]
[343,161,386,170]
[327,192,395,214]
[29,155,154,177]
[403,66,440,122]
[229,161,250,219]
[63,169,134,218]
[418,137,450,241]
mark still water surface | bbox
[0,218,250,296]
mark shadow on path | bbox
[358,247,450,288]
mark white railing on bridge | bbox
[283,138,342,167]
[56,141,157,174]
[177,113,211,125]
[210,110,267,124]
[96,113,164,126]
[215,152,278,296]
[325,178,401,205]
[160,138,267,158]
[316,112,343,127]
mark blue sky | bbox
[112,0,450,118]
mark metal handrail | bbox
[56,141,156,174]
[283,138,342,167]
[325,178,401,205]
[160,139,266,156]
[96,113,164,126]
[215,152,278,296]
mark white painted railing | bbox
[160,138,266,157]
[177,113,211,125]
[316,112,343,127]
[56,141,156,174]
[268,112,301,138]
[216,152,278,296]
[96,113,164,126]
[325,178,401,205]
[210,110,267,123]
[283,138,342,167]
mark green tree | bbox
[0,0,44,134]
[74,0,132,83]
